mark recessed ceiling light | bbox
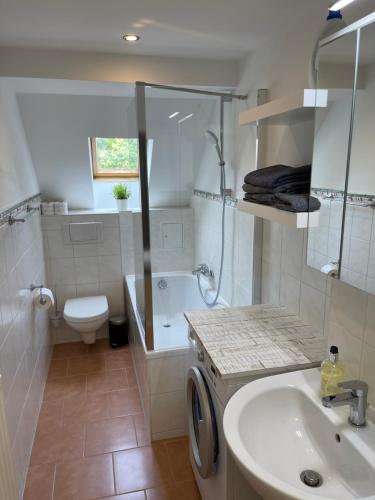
[329,0,357,11]
[122,34,140,42]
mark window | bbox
[91,137,139,178]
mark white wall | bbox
[237,20,375,406]
[16,90,218,210]
[17,93,138,209]
[0,47,238,87]
[0,79,39,211]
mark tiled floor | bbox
[23,340,201,500]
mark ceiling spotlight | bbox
[329,0,357,11]
[122,34,140,42]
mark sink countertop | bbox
[184,304,327,379]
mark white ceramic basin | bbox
[223,368,375,500]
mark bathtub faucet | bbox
[192,264,215,279]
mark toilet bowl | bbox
[63,295,109,344]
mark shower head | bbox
[205,130,220,146]
[205,129,224,167]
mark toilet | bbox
[63,296,109,344]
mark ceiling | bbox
[0,0,373,61]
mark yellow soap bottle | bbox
[320,345,345,398]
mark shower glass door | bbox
[136,83,242,351]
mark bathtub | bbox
[125,271,226,440]
[126,271,225,352]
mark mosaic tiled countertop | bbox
[184,304,326,379]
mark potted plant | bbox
[112,183,131,211]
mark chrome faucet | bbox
[322,380,368,427]
[192,264,214,279]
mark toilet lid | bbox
[64,296,109,323]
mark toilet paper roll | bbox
[33,288,55,310]
[320,263,338,277]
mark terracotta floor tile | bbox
[63,393,110,425]
[44,375,86,401]
[105,349,132,370]
[87,338,113,354]
[99,493,146,500]
[85,416,137,456]
[165,437,195,482]
[86,369,128,394]
[23,463,55,500]
[47,358,68,380]
[108,388,142,417]
[30,422,84,466]
[114,444,173,494]
[146,481,201,500]
[134,413,150,447]
[67,354,106,375]
[54,453,115,500]
[53,342,88,359]
[37,400,64,430]
[126,366,137,387]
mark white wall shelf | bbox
[239,89,328,126]
[237,200,320,229]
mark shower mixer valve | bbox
[192,264,215,279]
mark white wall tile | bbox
[74,256,99,284]
[330,280,367,341]
[281,226,304,280]
[361,344,375,405]
[148,355,187,395]
[300,283,326,334]
[0,210,51,497]
[280,272,300,315]
[150,391,186,434]
[98,255,122,282]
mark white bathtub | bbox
[126,271,225,352]
[125,271,226,440]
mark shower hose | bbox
[197,165,226,308]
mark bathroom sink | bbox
[223,368,375,500]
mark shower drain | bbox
[300,470,323,488]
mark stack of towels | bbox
[242,164,320,213]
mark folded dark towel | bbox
[243,192,321,213]
[244,164,311,189]
[243,193,276,205]
[242,180,310,195]
[274,193,321,213]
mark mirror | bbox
[342,21,375,293]
[308,16,375,293]
[307,30,358,277]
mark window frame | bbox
[90,137,140,179]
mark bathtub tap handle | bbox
[192,264,214,279]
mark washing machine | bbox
[186,329,262,500]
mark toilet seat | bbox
[64,296,109,323]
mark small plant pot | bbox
[116,199,129,211]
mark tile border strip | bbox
[0,194,41,228]
[193,189,238,208]
[312,188,375,208]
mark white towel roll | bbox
[33,288,55,310]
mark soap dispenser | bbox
[320,345,345,398]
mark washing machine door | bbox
[187,366,218,479]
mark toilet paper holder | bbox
[29,284,46,304]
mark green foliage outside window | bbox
[95,137,138,173]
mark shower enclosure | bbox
[125,82,250,440]
[130,82,248,352]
